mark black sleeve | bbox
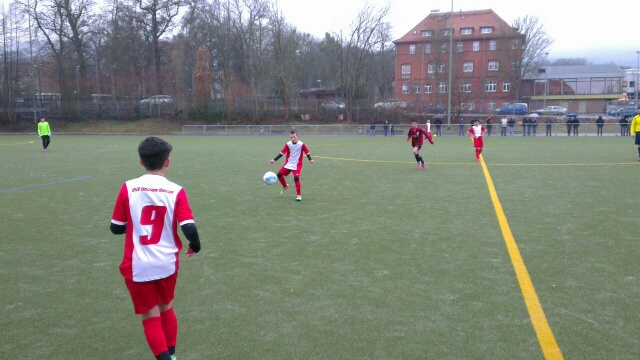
[273,153,283,161]
[110,223,126,235]
[181,222,201,253]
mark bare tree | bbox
[135,0,184,95]
[336,3,390,121]
[192,45,211,107]
[267,3,297,120]
[510,15,553,101]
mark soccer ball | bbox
[263,171,277,185]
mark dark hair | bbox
[290,129,298,135]
[138,136,172,170]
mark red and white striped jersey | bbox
[280,141,309,171]
[111,174,195,282]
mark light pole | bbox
[633,51,640,108]
[543,52,549,108]
[446,0,453,129]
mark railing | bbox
[182,123,636,137]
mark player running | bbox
[468,119,487,161]
[269,129,315,201]
[407,121,433,169]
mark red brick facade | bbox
[393,9,525,114]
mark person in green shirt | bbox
[630,108,640,161]
[37,117,51,151]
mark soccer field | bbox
[1,134,638,359]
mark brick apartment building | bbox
[393,9,525,115]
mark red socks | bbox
[161,308,178,349]
[295,180,301,196]
[142,316,168,357]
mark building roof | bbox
[530,65,623,80]
[394,9,517,44]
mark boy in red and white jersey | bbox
[269,129,314,201]
[468,119,487,161]
[110,136,201,360]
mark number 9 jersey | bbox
[111,174,195,282]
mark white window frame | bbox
[401,64,412,75]
[463,61,474,72]
[461,28,473,35]
[438,63,445,74]
[422,30,433,37]
[423,43,431,54]
[440,43,447,53]
[409,44,416,55]
[424,84,432,93]
[485,81,497,92]
[428,63,435,74]
[460,82,471,93]
[481,27,492,34]
[457,42,463,52]
[438,82,448,93]
[488,60,499,71]
[502,82,511,92]
[402,84,410,94]
[489,40,497,51]
[414,85,421,93]
[473,41,480,51]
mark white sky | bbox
[276,0,640,66]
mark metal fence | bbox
[183,123,635,137]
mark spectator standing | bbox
[508,118,515,135]
[435,118,443,136]
[545,118,553,136]
[458,118,465,136]
[369,121,376,136]
[572,118,580,136]
[486,117,493,136]
[532,118,538,136]
[596,116,605,136]
[383,121,389,136]
[566,118,573,136]
[522,118,527,136]
[500,116,508,136]
[390,123,395,136]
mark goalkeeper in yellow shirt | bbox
[37,117,51,151]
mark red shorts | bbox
[124,272,177,314]
[279,166,302,178]
[473,136,484,148]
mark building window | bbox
[440,43,447,53]
[402,84,410,94]
[457,42,463,52]
[512,39,519,49]
[481,27,492,34]
[460,82,471,93]
[485,81,497,92]
[502,82,511,92]
[422,30,433,37]
[438,62,445,74]
[438,82,448,93]
[463,102,475,111]
[473,41,480,51]
[461,28,473,35]
[463,61,473,72]
[489,40,496,51]
[409,44,416,54]
[428,63,435,74]
[414,85,421,93]
[488,60,499,71]
[401,64,412,75]
[488,102,496,111]
[424,84,432,93]
[423,43,431,54]
[442,29,452,36]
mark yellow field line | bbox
[0,140,35,146]
[479,154,564,359]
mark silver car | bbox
[140,95,174,105]
[534,105,567,115]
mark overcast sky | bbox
[277,0,640,67]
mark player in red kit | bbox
[407,121,433,169]
[468,119,487,161]
[269,129,314,201]
[110,137,201,360]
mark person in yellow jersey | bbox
[37,117,51,152]
[630,108,640,161]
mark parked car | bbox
[495,103,528,115]
[565,113,578,119]
[533,105,567,116]
[374,99,408,109]
[140,95,174,105]
[320,100,345,110]
[607,106,638,117]
[422,104,447,114]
